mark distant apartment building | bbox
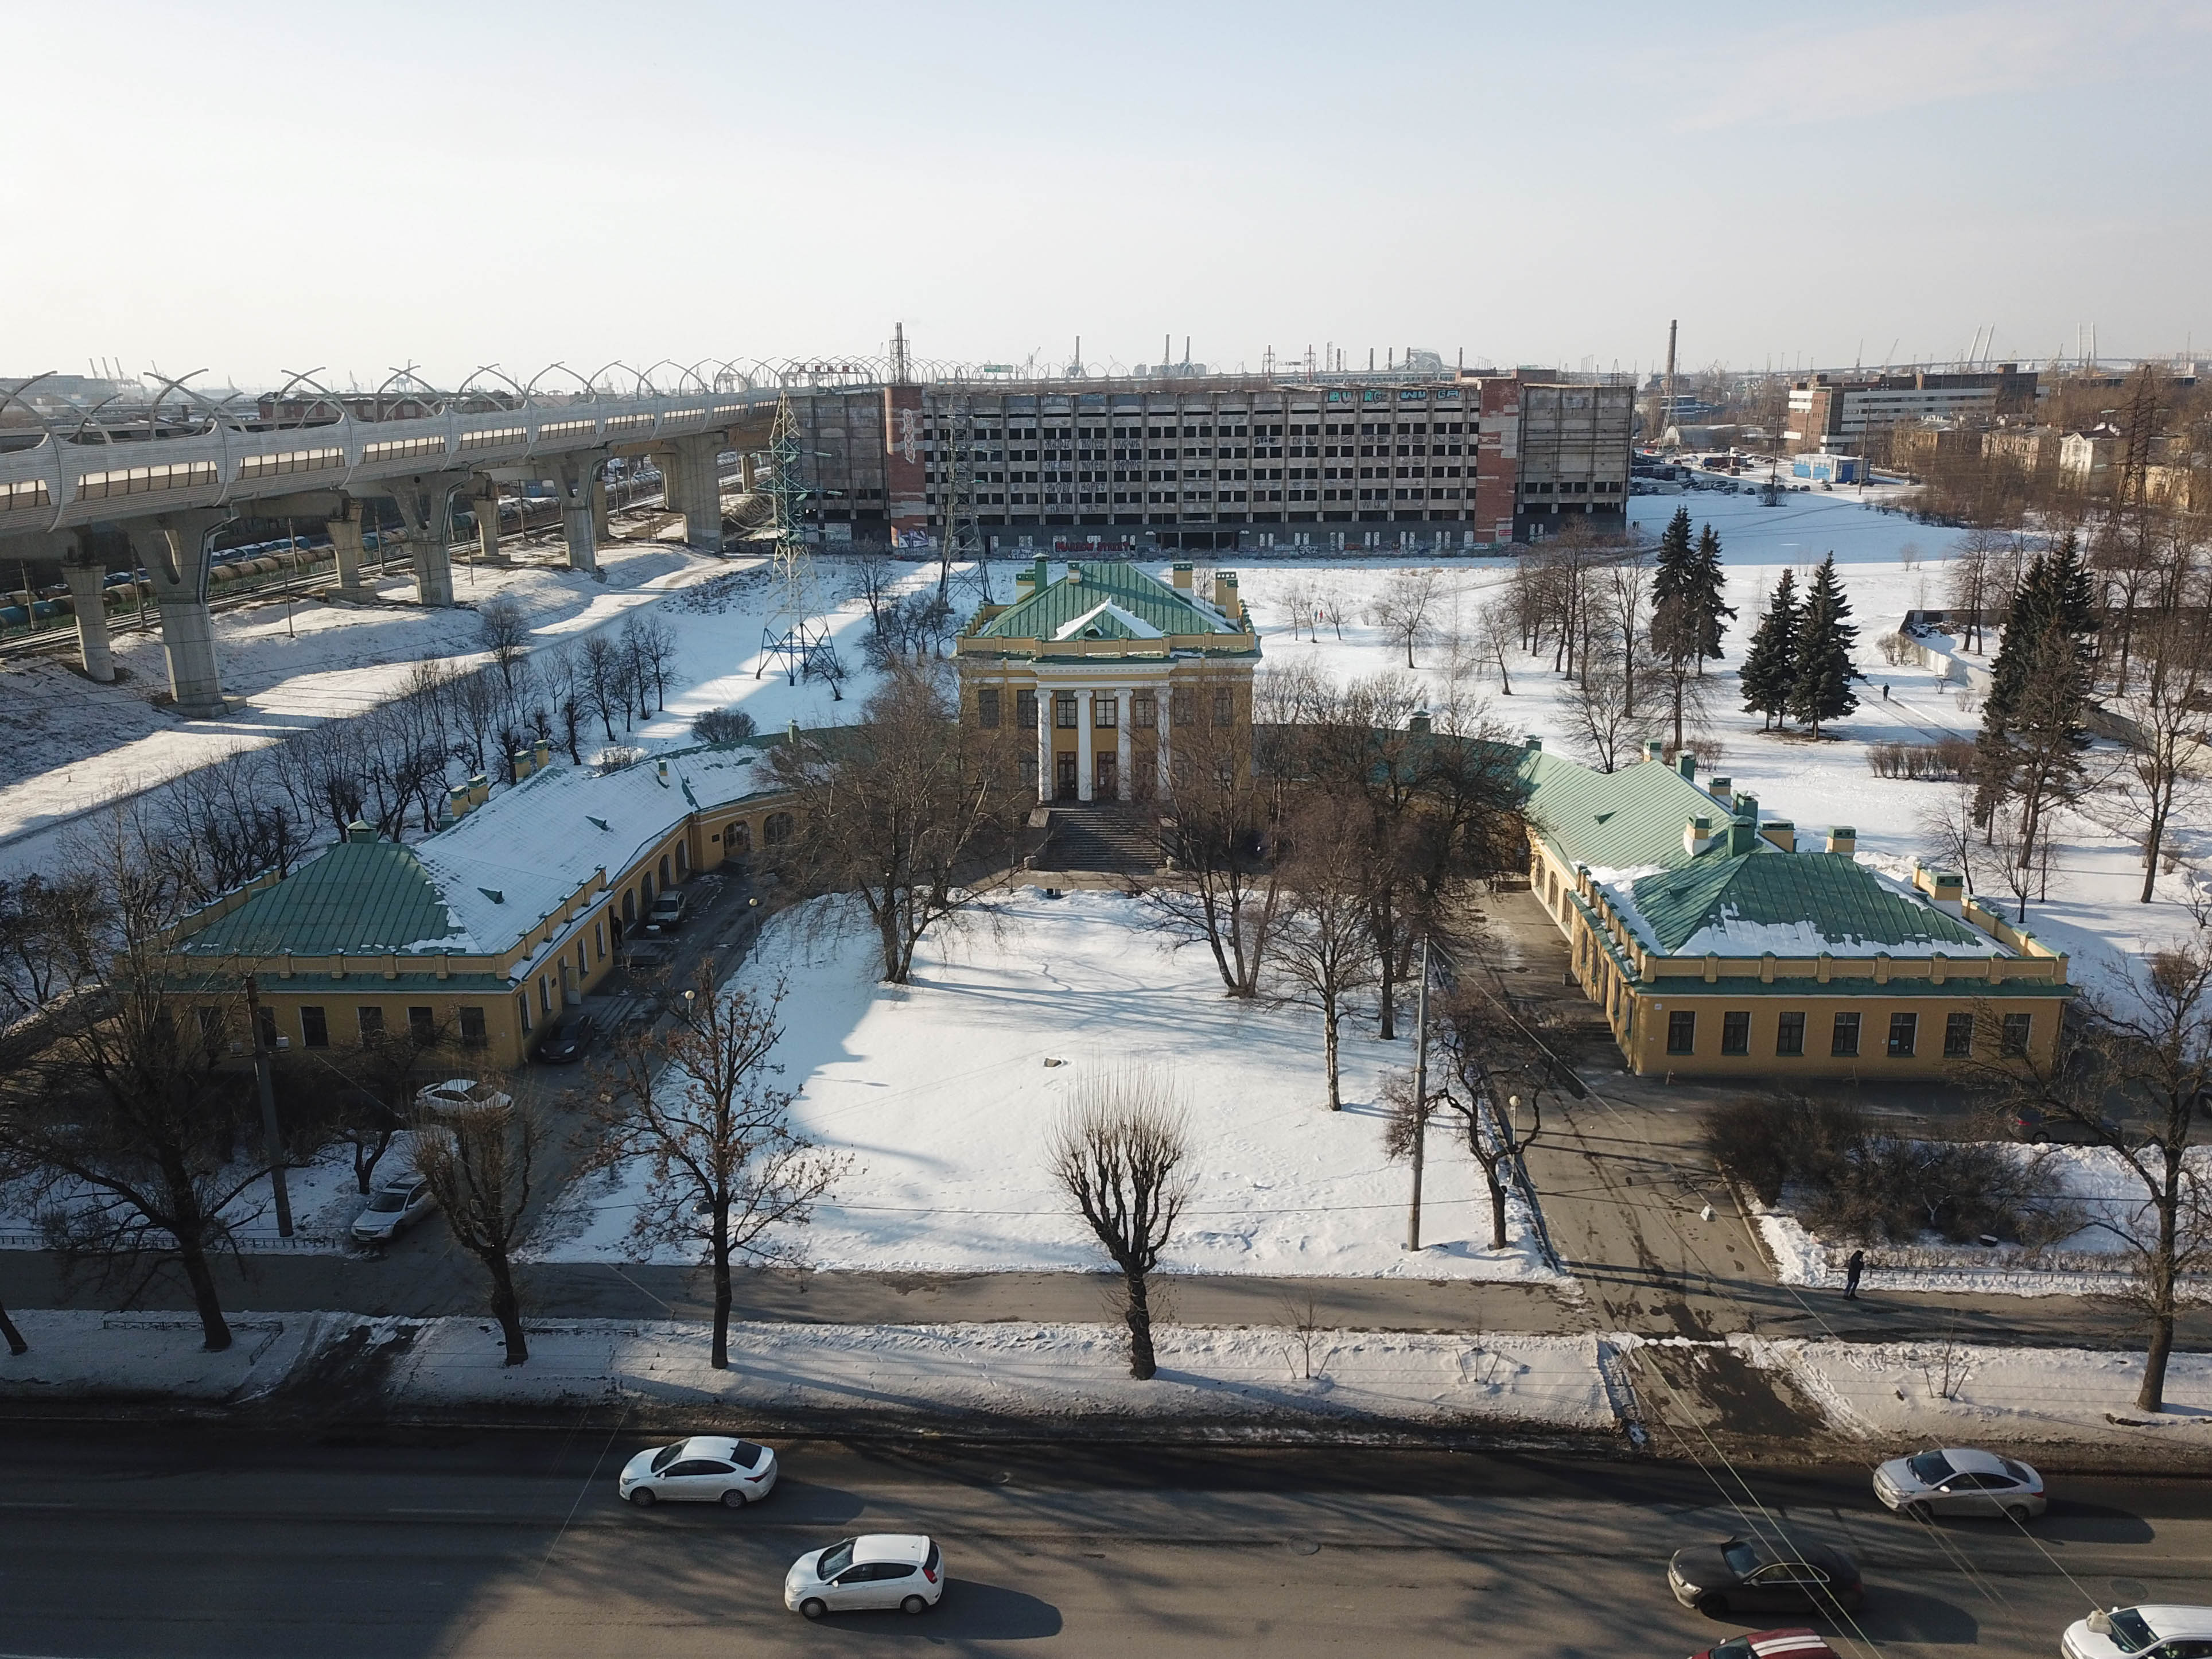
[763,370,1632,551]
[1785,366,2039,454]
[2060,428,2119,484]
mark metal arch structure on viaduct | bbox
[0,360,877,717]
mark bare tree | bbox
[1146,673,1283,998]
[478,597,531,687]
[1367,567,1443,668]
[1272,799,1376,1110]
[1565,646,1645,773]
[0,811,304,1352]
[580,632,625,739]
[1475,597,1519,696]
[1047,1070,1192,1380]
[589,967,845,1369]
[627,613,679,712]
[851,551,899,633]
[691,705,760,745]
[412,1079,537,1366]
[764,666,1024,983]
[1961,936,2212,1413]
[2115,605,2212,903]
[1918,776,1987,898]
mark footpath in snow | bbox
[530,890,1560,1283]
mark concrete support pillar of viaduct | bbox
[473,484,501,564]
[383,473,469,608]
[550,453,608,578]
[590,476,611,543]
[135,511,233,717]
[60,553,114,682]
[325,502,370,594]
[660,434,732,553]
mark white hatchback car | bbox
[2065,1606,2212,1659]
[616,1436,779,1509]
[785,1534,944,1619]
[1873,1447,2046,1520]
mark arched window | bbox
[676,842,690,876]
[764,811,793,847]
[641,871,655,904]
[621,890,636,924]
[726,822,752,855]
[658,854,672,887]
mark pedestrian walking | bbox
[1844,1248,1865,1299]
[1881,683,1891,701]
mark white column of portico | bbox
[1116,691,1133,801]
[1156,682,1173,796]
[1076,688,1095,802]
[1035,683,1051,803]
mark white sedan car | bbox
[1872,1447,2046,1520]
[2065,1606,2212,1659]
[350,1174,436,1245]
[785,1534,944,1619]
[616,1436,778,1509]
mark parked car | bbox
[785,1534,944,1619]
[415,1078,511,1114]
[537,1015,594,1065]
[351,1172,436,1245]
[1691,1630,1838,1659]
[2009,1106,2118,1146]
[1667,1536,1863,1618]
[617,1436,778,1509]
[1873,1447,2045,1520]
[645,889,688,933]
[2065,1606,2212,1659]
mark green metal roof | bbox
[1627,851,1995,956]
[974,561,1243,643]
[1517,750,1726,871]
[177,838,464,959]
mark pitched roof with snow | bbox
[1518,748,1724,871]
[974,561,1246,645]
[1620,851,2002,958]
[174,737,790,966]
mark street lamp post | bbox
[1405,937,1430,1253]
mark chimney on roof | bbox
[1408,708,1432,736]
[1684,814,1719,857]
[1760,818,1796,853]
[1523,734,1542,752]
[1732,790,1759,820]
[533,737,550,772]
[656,757,669,783]
[1728,816,1758,856]
[1171,561,1194,590]
[1643,738,1665,764]
[512,748,535,782]
[448,783,472,821]
[1067,561,1084,585]
[1707,775,1732,801]
[1215,570,1242,621]
[1916,865,1965,915]
[1827,825,1856,856]
[1675,751,1697,782]
[345,820,376,844]
[468,773,490,807]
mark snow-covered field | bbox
[1226,489,2207,998]
[1747,1143,2212,1299]
[1739,1335,2212,1445]
[530,891,1558,1281]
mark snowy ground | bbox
[1737,1335,2212,1446]
[388,1318,1615,1430]
[1747,1143,2212,1300]
[530,891,1558,1281]
[0,543,939,881]
[0,1310,340,1402]
[1223,489,2207,999]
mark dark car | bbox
[1692,1631,1838,1659]
[1668,1536,1863,1619]
[537,1015,595,1065]
[2009,1106,2120,1147]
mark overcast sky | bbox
[7,0,2208,388]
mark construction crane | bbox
[755,392,838,684]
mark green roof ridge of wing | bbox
[178,838,464,958]
[975,561,1231,639]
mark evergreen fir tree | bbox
[1785,554,1859,737]
[1972,533,2097,829]
[1651,507,1696,611]
[1690,524,1737,672]
[1738,569,1798,729]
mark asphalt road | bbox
[0,1424,2202,1658]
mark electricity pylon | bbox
[756,393,837,683]
[934,387,991,606]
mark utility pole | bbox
[1405,937,1430,1253]
[243,974,294,1237]
[1662,318,1678,449]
